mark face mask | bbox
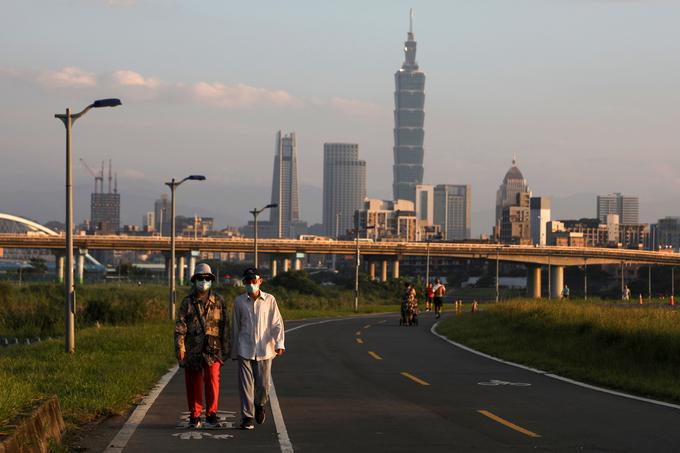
[196,280,212,292]
[245,283,260,294]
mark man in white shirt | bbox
[231,267,285,430]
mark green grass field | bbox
[436,299,680,403]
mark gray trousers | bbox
[238,357,273,419]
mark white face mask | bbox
[245,283,260,294]
[196,280,212,292]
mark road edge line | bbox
[430,322,680,411]
[269,380,293,453]
[103,365,179,453]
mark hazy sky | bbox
[2,0,680,233]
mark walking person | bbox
[433,278,446,319]
[175,263,230,429]
[425,282,434,312]
[561,285,570,300]
[232,267,285,430]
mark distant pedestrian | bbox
[561,285,570,300]
[175,263,230,429]
[232,267,285,430]
[433,278,446,319]
[624,285,631,301]
[425,282,434,312]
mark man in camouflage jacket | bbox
[175,263,230,428]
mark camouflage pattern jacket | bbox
[175,291,230,370]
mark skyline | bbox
[2,1,680,235]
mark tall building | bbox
[652,217,680,251]
[392,9,426,205]
[495,157,530,228]
[323,143,367,238]
[143,211,155,233]
[90,161,120,234]
[433,184,471,240]
[596,193,639,225]
[269,131,300,238]
[154,194,170,236]
[415,184,434,225]
[356,199,417,242]
[530,197,551,245]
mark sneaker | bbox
[205,412,219,427]
[255,405,266,424]
[240,418,254,430]
[188,416,202,429]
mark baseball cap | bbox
[242,267,261,281]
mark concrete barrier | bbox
[0,396,65,453]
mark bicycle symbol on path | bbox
[477,379,532,387]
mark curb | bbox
[0,396,65,453]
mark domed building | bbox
[494,157,532,243]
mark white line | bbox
[430,322,680,411]
[103,365,179,452]
[269,380,293,453]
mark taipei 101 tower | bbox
[392,9,426,204]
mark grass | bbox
[436,298,680,403]
[0,322,175,428]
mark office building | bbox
[530,197,551,245]
[500,192,531,244]
[154,194,171,236]
[597,193,639,225]
[392,10,426,204]
[323,143,367,238]
[143,211,154,233]
[415,184,434,225]
[356,199,417,242]
[653,217,680,251]
[433,184,471,240]
[89,160,120,234]
[269,131,300,238]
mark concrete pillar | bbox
[56,255,64,283]
[188,254,197,282]
[283,258,291,273]
[381,260,388,283]
[271,258,278,277]
[369,260,376,281]
[393,259,400,280]
[527,265,541,299]
[178,255,186,285]
[551,266,564,299]
[294,256,302,271]
[77,249,86,285]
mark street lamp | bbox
[353,211,375,313]
[165,175,206,320]
[55,98,121,353]
[250,203,277,269]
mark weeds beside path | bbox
[436,299,680,403]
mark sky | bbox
[1,0,680,236]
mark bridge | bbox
[1,232,679,297]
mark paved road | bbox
[111,313,680,452]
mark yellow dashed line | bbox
[478,410,541,438]
[363,324,371,329]
[355,331,362,336]
[367,351,383,361]
[400,371,430,386]
[377,320,386,324]
[356,338,364,344]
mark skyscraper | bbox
[495,157,530,229]
[392,9,426,204]
[415,184,434,225]
[530,197,551,245]
[154,194,170,236]
[269,131,300,238]
[596,193,639,225]
[323,143,367,238]
[433,184,471,240]
[90,160,120,234]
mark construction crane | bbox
[79,158,104,193]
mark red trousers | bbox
[184,362,220,418]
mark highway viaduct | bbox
[2,233,680,298]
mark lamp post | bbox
[353,211,375,313]
[165,175,206,320]
[250,204,277,269]
[55,98,121,353]
[425,239,431,286]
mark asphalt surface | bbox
[114,312,680,452]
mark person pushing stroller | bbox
[399,282,418,326]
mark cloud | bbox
[191,82,302,108]
[111,70,161,89]
[329,97,389,119]
[37,67,97,88]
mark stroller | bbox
[399,299,419,326]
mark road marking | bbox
[430,322,680,411]
[104,365,179,452]
[377,320,386,324]
[368,351,383,361]
[171,431,234,440]
[355,331,362,336]
[356,338,364,344]
[270,380,294,453]
[400,371,430,386]
[363,324,371,329]
[478,380,531,387]
[478,410,541,438]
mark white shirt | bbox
[231,290,285,361]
